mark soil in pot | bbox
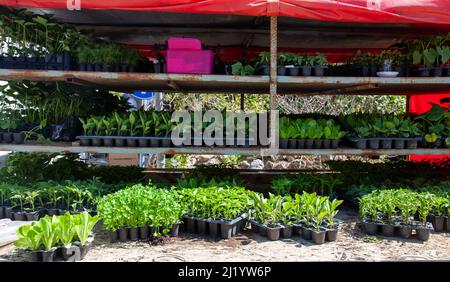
[103,138,114,147]
[126,139,137,147]
[288,139,297,149]
[79,138,91,146]
[118,228,128,241]
[363,221,379,235]
[311,229,326,244]
[416,226,431,241]
[25,211,39,221]
[281,225,293,238]
[139,226,149,239]
[380,224,395,237]
[13,132,25,144]
[393,139,405,149]
[115,138,126,147]
[368,139,380,149]
[91,138,103,147]
[171,224,180,237]
[280,140,289,149]
[138,139,148,147]
[398,225,412,239]
[301,226,312,240]
[266,226,281,241]
[380,139,392,149]
[431,216,445,232]
[325,228,338,242]
[109,230,118,242]
[305,139,314,149]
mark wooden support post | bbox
[269,16,278,153]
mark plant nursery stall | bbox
[0,1,450,262]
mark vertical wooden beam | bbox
[269,16,278,152]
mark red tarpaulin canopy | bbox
[3,0,450,25]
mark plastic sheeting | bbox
[3,0,450,25]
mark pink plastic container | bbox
[166,49,214,74]
[167,38,202,50]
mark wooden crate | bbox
[108,153,139,166]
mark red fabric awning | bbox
[3,0,450,25]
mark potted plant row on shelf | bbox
[249,192,343,244]
[97,184,184,242]
[342,114,423,149]
[359,189,450,241]
[271,173,343,196]
[415,104,450,148]
[177,186,252,239]
[15,212,98,262]
[279,117,345,149]
[0,180,113,221]
[257,52,328,76]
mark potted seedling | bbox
[231,62,255,76]
[323,199,343,242]
[279,116,291,149]
[24,191,40,221]
[258,52,270,75]
[138,111,153,147]
[114,112,128,147]
[79,117,94,146]
[396,191,417,238]
[10,192,26,221]
[0,119,14,143]
[416,194,433,241]
[265,195,283,241]
[126,112,139,147]
[288,54,302,76]
[276,52,290,76]
[311,197,327,244]
[359,195,380,235]
[312,53,328,76]
[58,212,77,260]
[102,116,116,147]
[73,212,98,259]
[90,116,105,146]
[430,196,447,232]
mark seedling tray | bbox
[27,240,93,262]
[0,53,72,71]
[360,219,433,241]
[111,224,180,243]
[182,215,245,239]
[429,215,450,233]
[346,137,422,149]
[279,138,341,149]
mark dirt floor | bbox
[1,207,450,262]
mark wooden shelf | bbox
[1,69,450,95]
[0,143,448,156]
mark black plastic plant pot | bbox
[313,139,323,149]
[311,230,326,244]
[430,67,443,77]
[171,224,180,237]
[380,224,395,237]
[25,211,39,221]
[86,64,94,71]
[322,139,331,149]
[260,65,270,75]
[266,226,281,241]
[293,224,302,236]
[129,227,139,241]
[259,224,267,236]
[416,226,431,241]
[300,66,312,76]
[186,217,196,233]
[78,64,87,71]
[281,225,293,238]
[95,64,102,72]
[353,139,367,149]
[0,207,3,219]
[2,133,13,143]
[325,228,338,242]
[301,227,312,240]
[363,221,379,235]
[13,212,26,221]
[288,139,297,149]
[103,138,114,147]
[431,215,445,232]
[312,66,326,76]
[380,139,392,149]
[361,66,370,77]
[13,132,25,144]
[279,139,289,149]
[126,138,137,147]
[288,67,299,76]
[118,228,128,242]
[406,140,418,149]
[393,139,405,149]
[138,226,149,239]
[369,66,378,76]
[277,66,287,76]
[197,220,207,235]
[414,68,430,77]
[305,139,314,149]
[109,230,118,243]
[445,217,450,232]
[79,138,91,146]
[91,138,103,147]
[398,225,412,239]
[61,245,76,261]
[41,248,56,262]
[138,139,148,147]
[115,138,126,147]
[161,139,172,148]
[149,227,157,237]
[79,242,91,260]
[443,66,450,76]
[29,250,42,262]
[330,140,340,149]
[368,139,380,149]
[296,139,306,149]
[4,207,12,219]
[209,222,219,237]
[221,224,234,239]
[150,139,161,147]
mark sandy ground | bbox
[1,207,450,262]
